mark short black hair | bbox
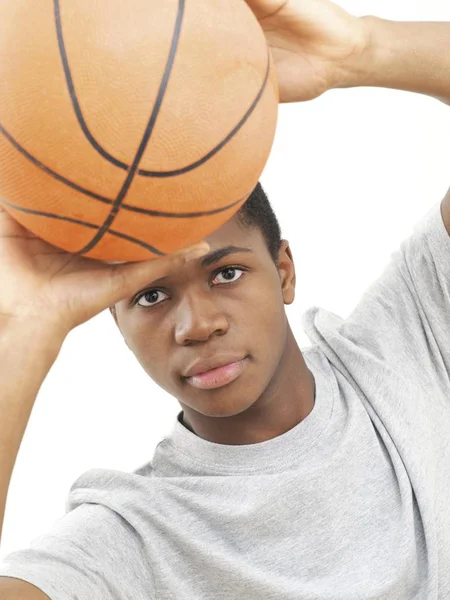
[235,181,282,264]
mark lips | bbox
[183,355,246,379]
[183,358,248,390]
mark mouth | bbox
[183,357,248,390]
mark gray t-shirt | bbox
[1,201,450,600]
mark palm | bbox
[1,209,88,277]
[245,0,368,102]
[0,207,207,333]
[0,207,112,327]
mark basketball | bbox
[0,1,278,262]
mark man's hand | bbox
[245,0,369,102]
[0,205,209,336]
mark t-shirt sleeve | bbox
[0,502,155,600]
[303,201,450,396]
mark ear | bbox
[276,240,296,305]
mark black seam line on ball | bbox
[0,122,111,204]
[0,197,165,256]
[138,46,271,177]
[75,0,185,256]
[0,122,242,218]
[55,0,271,179]
[54,0,128,170]
[116,195,244,217]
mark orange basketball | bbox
[0,1,278,262]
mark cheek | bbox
[256,302,287,346]
[248,276,285,319]
[243,282,287,343]
[121,316,169,367]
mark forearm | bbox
[0,320,63,544]
[343,16,450,105]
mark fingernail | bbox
[181,243,210,260]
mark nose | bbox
[174,291,229,345]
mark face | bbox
[113,213,296,419]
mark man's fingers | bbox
[173,242,211,260]
[244,0,287,21]
[104,242,210,307]
[0,208,39,239]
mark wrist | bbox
[336,17,450,105]
[334,16,391,90]
[0,315,67,358]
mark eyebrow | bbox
[141,246,253,289]
[199,245,252,268]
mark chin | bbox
[179,382,263,419]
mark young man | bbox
[0,0,449,598]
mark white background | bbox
[1,0,450,557]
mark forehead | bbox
[203,212,264,252]
[113,213,268,311]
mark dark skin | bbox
[111,0,450,446]
[111,212,315,446]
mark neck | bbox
[180,326,316,445]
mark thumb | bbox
[94,242,210,311]
[244,0,285,20]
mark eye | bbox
[212,267,245,285]
[133,267,246,309]
[135,289,168,308]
